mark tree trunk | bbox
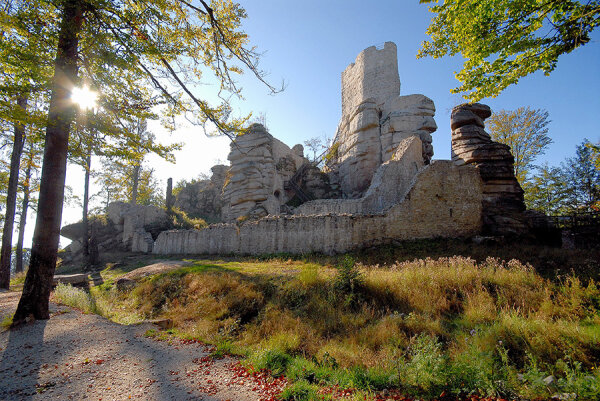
[82,152,91,267]
[15,162,32,274]
[12,0,83,324]
[166,177,174,211]
[0,96,27,289]
[131,163,140,204]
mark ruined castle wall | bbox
[341,42,400,117]
[297,136,424,215]
[152,161,483,255]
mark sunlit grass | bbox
[58,254,600,400]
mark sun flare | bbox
[71,85,98,110]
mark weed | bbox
[52,283,95,313]
[279,379,320,401]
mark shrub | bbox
[52,283,95,313]
[400,334,448,395]
[332,255,363,307]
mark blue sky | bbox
[225,0,600,164]
[55,0,600,244]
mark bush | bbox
[52,283,95,313]
[332,255,363,307]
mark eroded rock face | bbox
[173,165,227,222]
[221,124,307,222]
[328,42,437,199]
[451,103,533,236]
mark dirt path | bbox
[0,290,283,401]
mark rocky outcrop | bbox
[174,165,227,222]
[153,160,483,255]
[61,202,171,263]
[221,124,309,222]
[106,202,170,249]
[451,103,551,238]
[328,42,437,199]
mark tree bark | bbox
[15,161,32,274]
[82,151,91,267]
[131,163,140,204]
[0,96,27,289]
[12,0,83,324]
[166,177,174,211]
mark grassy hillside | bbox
[51,245,600,400]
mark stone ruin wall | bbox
[341,42,400,117]
[153,161,483,255]
[330,42,437,199]
[64,42,551,259]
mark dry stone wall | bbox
[153,161,483,255]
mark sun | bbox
[71,85,98,110]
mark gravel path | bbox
[0,290,283,401]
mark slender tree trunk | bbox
[82,151,91,267]
[15,162,32,274]
[166,177,174,211]
[131,163,140,204]
[12,0,83,324]
[0,96,27,289]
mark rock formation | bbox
[61,202,170,262]
[221,124,310,222]
[174,164,227,222]
[328,42,437,199]
[450,103,559,240]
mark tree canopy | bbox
[418,0,600,101]
[486,107,552,184]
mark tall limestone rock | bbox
[328,42,437,198]
[451,103,558,241]
[221,124,307,222]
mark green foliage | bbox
[562,140,600,212]
[66,255,600,400]
[487,107,552,184]
[523,139,600,214]
[524,162,568,215]
[168,207,207,230]
[324,142,340,165]
[251,349,293,376]
[419,0,600,100]
[400,334,447,394]
[332,255,363,304]
[279,380,320,401]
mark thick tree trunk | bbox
[12,0,83,324]
[82,152,91,267]
[131,163,140,204]
[15,162,32,274]
[0,96,27,289]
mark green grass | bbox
[51,249,600,400]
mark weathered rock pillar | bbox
[450,103,527,236]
